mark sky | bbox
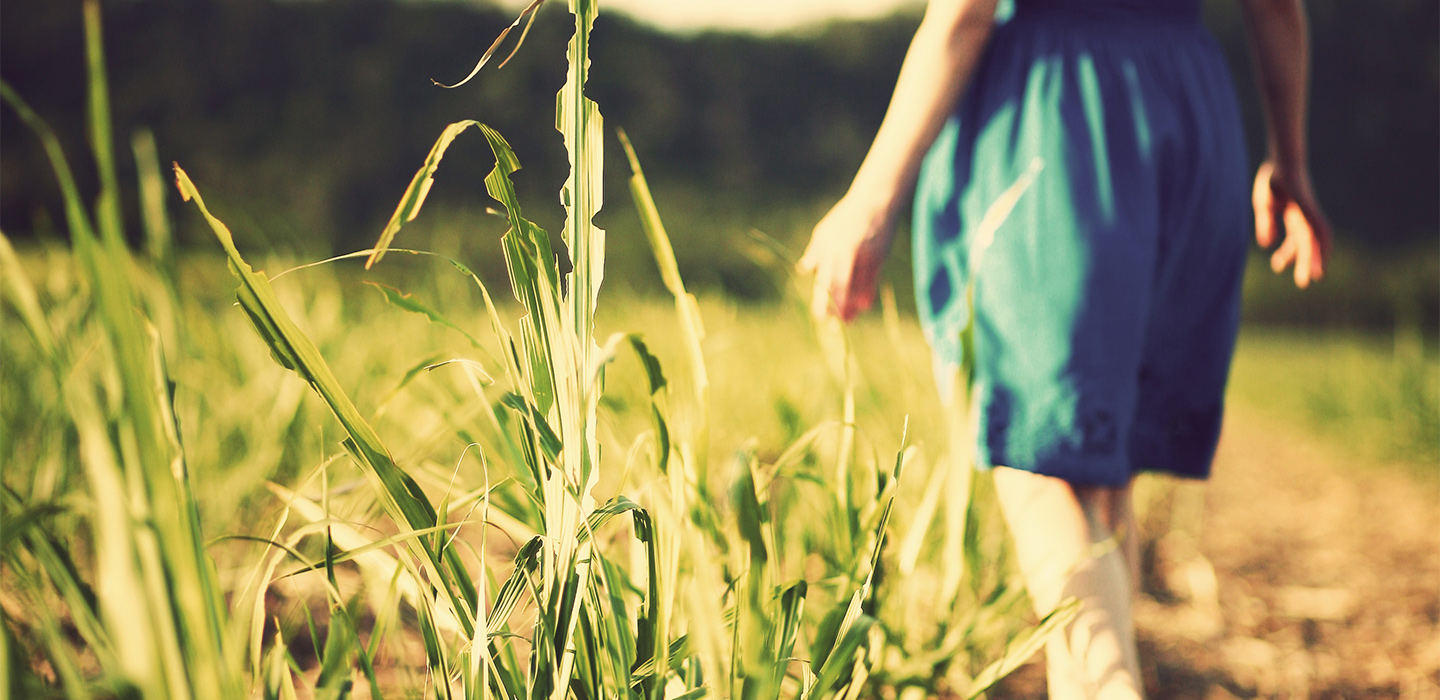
[498,0,923,33]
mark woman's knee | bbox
[1074,480,1136,541]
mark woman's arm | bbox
[800,0,998,320]
[1242,0,1332,288]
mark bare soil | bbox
[991,402,1440,699]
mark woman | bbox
[798,0,1331,696]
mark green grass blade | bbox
[315,608,357,700]
[627,335,667,394]
[0,230,58,360]
[964,598,1080,698]
[0,81,100,247]
[591,332,666,396]
[617,128,710,473]
[263,630,299,700]
[804,592,876,700]
[419,585,456,700]
[0,605,8,698]
[615,130,683,298]
[855,440,909,598]
[8,13,240,692]
[367,281,486,349]
[0,500,66,556]
[64,377,171,698]
[131,128,174,275]
[1,486,119,676]
[574,496,645,547]
[26,603,97,700]
[771,580,808,696]
[501,391,564,466]
[629,508,665,700]
[83,0,124,249]
[488,536,545,635]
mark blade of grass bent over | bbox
[367,120,483,268]
[174,164,480,638]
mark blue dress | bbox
[912,0,1251,486]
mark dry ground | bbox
[991,402,1440,699]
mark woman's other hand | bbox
[799,195,896,321]
[1242,0,1329,290]
[1252,160,1332,288]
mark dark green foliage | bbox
[4,0,1431,279]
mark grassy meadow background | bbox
[2,0,1436,698]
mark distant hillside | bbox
[3,0,1434,265]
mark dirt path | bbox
[994,402,1440,699]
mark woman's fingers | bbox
[808,251,839,318]
[1253,163,1279,248]
[1270,230,1298,275]
[798,234,821,274]
[1283,200,1318,288]
[800,223,837,316]
[800,235,855,320]
[809,267,834,318]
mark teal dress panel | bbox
[912,0,1251,485]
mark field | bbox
[6,235,1438,697]
[3,1,1437,698]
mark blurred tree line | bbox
[2,0,1435,326]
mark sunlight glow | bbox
[499,0,922,33]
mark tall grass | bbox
[1,1,1070,698]
[2,2,234,698]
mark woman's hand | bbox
[1252,160,1332,288]
[797,0,996,321]
[799,194,897,321]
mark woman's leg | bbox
[991,467,1143,700]
[1107,480,1140,603]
